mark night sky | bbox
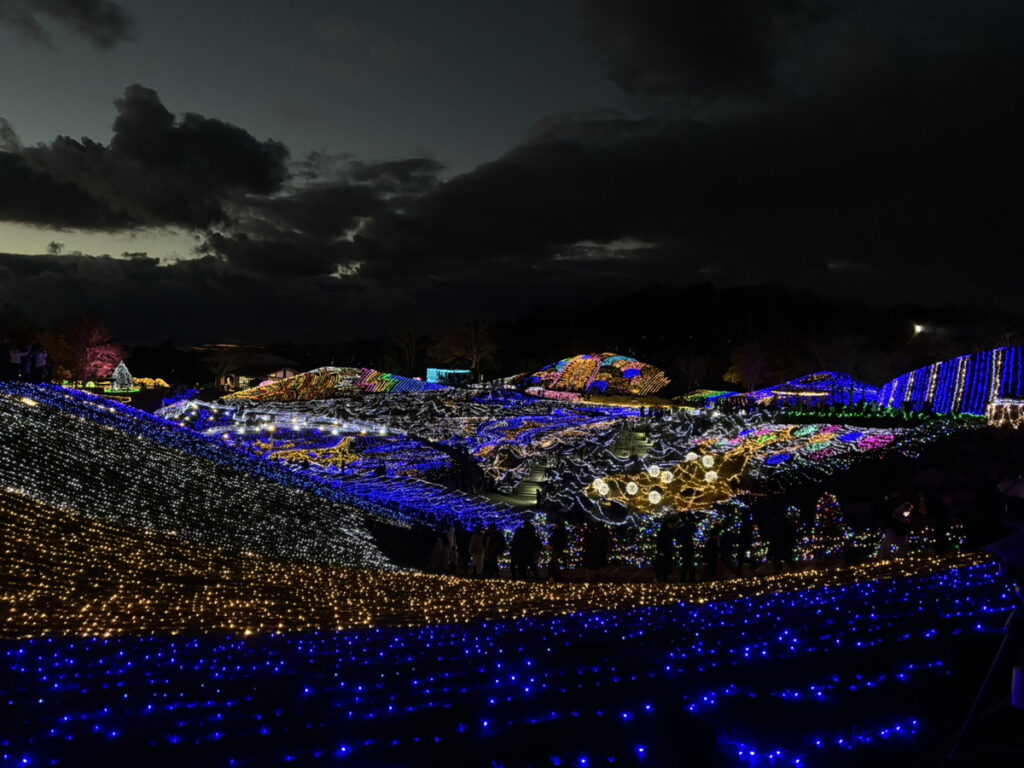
[1,0,1022,343]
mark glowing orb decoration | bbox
[592,479,609,496]
[660,470,674,483]
[701,455,715,469]
[647,465,661,478]
[685,452,698,462]
[626,481,639,495]
[648,490,662,504]
[704,470,718,483]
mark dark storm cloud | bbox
[0,117,20,151]
[235,183,384,241]
[360,0,1024,307]
[0,149,130,228]
[0,84,288,230]
[3,0,1023,342]
[573,0,824,97]
[349,158,444,197]
[201,232,360,279]
[0,83,440,282]
[198,156,442,278]
[0,0,135,48]
[0,82,444,294]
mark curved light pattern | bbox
[159,384,979,572]
[0,370,1012,766]
[224,366,447,402]
[163,389,637,496]
[7,378,978,576]
[585,417,970,522]
[0,383,396,569]
[0,483,992,637]
[0,498,1010,768]
[522,352,670,396]
[988,398,1024,429]
[877,346,1022,415]
[708,347,1024,415]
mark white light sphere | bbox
[648,490,662,504]
[704,470,718,483]
[685,452,698,462]
[626,481,639,496]
[647,465,661,478]
[660,470,674,483]
[701,454,715,469]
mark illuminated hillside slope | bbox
[708,346,1024,415]
[522,353,670,396]
[0,383,397,569]
[223,366,447,402]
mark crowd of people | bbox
[420,476,989,585]
[426,518,615,583]
[2,342,50,382]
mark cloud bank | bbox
[0,0,135,48]
[1,0,1022,342]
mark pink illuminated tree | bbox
[56,314,128,381]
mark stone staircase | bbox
[515,461,550,502]
[611,425,655,459]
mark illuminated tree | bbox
[111,361,134,391]
[55,314,127,380]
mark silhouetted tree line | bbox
[1,304,127,381]
[5,282,1020,391]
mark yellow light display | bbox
[1,490,985,639]
[587,438,765,514]
[988,398,1024,429]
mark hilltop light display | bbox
[224,366,447,402]
[523,353,670,397]
[710,346,1024,415]
[878,346,1023,414]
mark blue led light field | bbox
[2,563,1013,767]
